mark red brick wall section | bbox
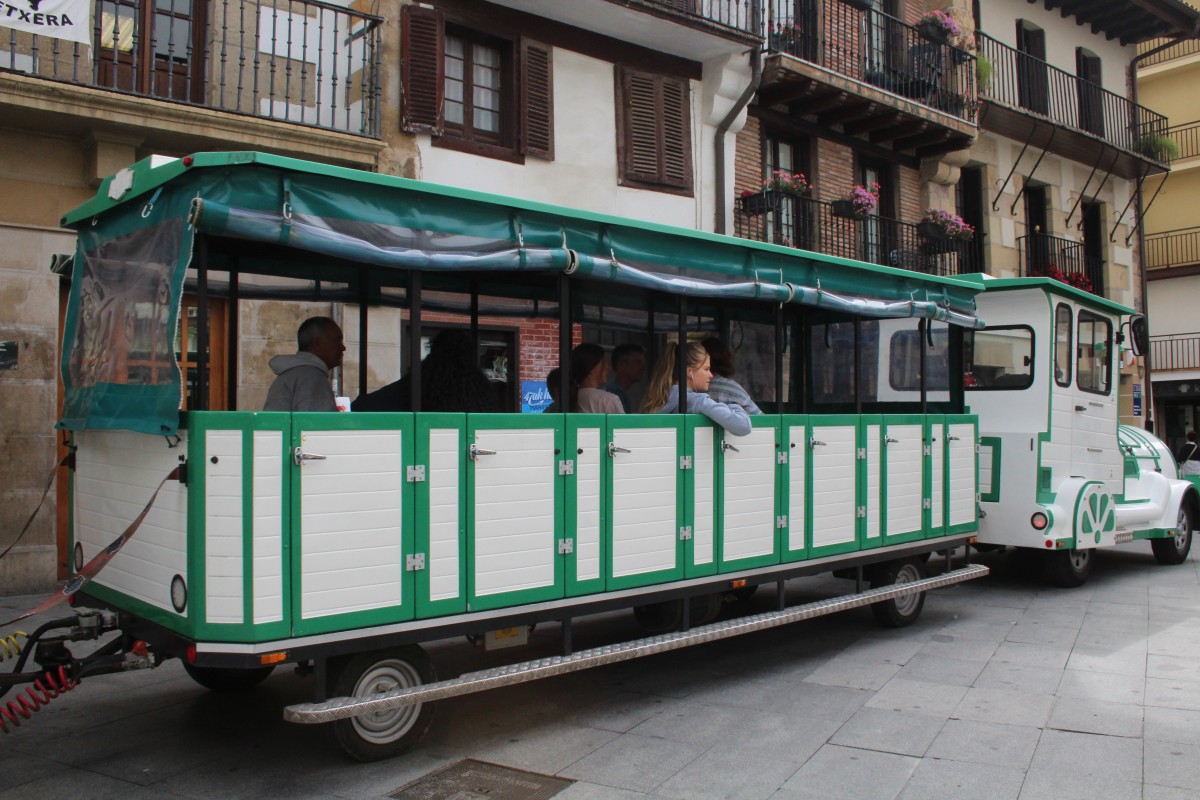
[735,114,763,197]
[898,164,921,221]
[815,138,856,203]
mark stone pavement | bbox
[1,543,1199,800]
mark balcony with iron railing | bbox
[735,193,981,277]
[0,0,383,137]
[1146,227,1200,271]
[1151,334,1200,373]
[975,32,1169,179]
[758,0,976,157]
[1017,232,1104,295]
[1137,37,1200,69]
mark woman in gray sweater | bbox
[641,342,751,436]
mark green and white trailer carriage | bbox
[30,152,1002,758]
[962,275,1197,586]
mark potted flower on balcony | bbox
[916,10,962,46]
[740,170,812,216]
[1033,265,1093,293]
[831,183,880,220]
[768,21,804,54]
[1135,133,1180,162]
[918,209,975,242]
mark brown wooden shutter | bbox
[401,5,444,135]
[617,66,693,192]
[624,70,662,182]
[660,76,691,188]
[520,39,554,160]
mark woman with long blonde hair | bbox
[641,341,751,436]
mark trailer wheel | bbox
[1152,503,1195,565]
[330,646,436,762]
[869,558,926,628]
[633,594,723,634]
[1044,547,1094,588]
[182,662,275,692]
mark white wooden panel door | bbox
[609,421,682,589]
[692,425,716,569]
[947,420,978,529]
[865,422,881,542]
[883,422,924,540]
[930,422,945,532]
[205,430,244,624]
[720,423,778,568]
[809,418,859,551]
[785,421,808,557]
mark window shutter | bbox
[520,39,554,160]
[624,70,662,182]
[618,67,692,192]
[401,5,444,135]
[660,77,692,188]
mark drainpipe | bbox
[1129,22,1200,431]
[714,45,762,235]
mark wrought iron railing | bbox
[764,0,977,124]
[643,0,759,35]
[1137,37,1200,68]
[1166,120,1200,161]
[0,0,383,136]
[1145,226,1200,270]
[1017,232,1104,294]
[976,32,1167,158]
[1151,334,1200,372]
[735,193,980,277]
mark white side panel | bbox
[611,427,678,578]
[866,424,880,540]
[721,426,776,561]
[252,431,283,624]
[206,431,243,624]
[575,427,602,581]
[428,429,461,602]
[787,424,807,551]
[930,424,945,530]
[473,428,556,596]
[811,424,857,547]
[299,430,403,618]
[948,423,977,526]
[885,424,924,535]
[693,426,715,566]
[74,430,188,614]
[979,440,996,498]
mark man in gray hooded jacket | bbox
[263,316,345,411]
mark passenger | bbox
[701,337,762,415]
[570,343,624,413]
[543,366,562,413]
[354,329,497,412]
[1177,430,1200,476]
[641,342,751,436]
[605,343,647,413]
[263,316,344,412]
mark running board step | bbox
[284,563,989,725]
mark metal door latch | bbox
[722,442,740,454]
[608,443,631,457]
[293,447,326,466]
[469,444,497,461]
[810,438,826,449]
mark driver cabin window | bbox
[964,326,1033,390]
[1054,303,1072,386]
[1077,310,1111,394]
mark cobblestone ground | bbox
[1,543,1198,800]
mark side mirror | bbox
[1129,315,1149,357]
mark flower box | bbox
[918,20,949,44]
[841,0,874,10]
[741,190,784,216]
[918,221,948,241]
[831,199,864,220]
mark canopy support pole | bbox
[409,271,422,412]
[196,235,209,412]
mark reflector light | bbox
[730,579,748,589]
[1044,540,1053,548]
[1031,512,1048,530]
[186,645,196,663]
[182,156,194,166]
[260,652,287,665]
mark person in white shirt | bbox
[569,343,624,414]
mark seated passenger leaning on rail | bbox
[641,342,752,436]
[570,343,625,413]
[700,337,762,416]
[263,316,345,412]
[354,329,497,412]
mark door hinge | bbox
[923,446,932,456]
[557,538,574,554]
[406,465,426,482]
[976,492,982,503]
[857,447,867,460]
[559,460,575,476]
[776,515,788,528]
[679,526,693,541]
[856,506,866,518]
[679,455,693,470]
[777,452,788,465]
[406,553,426,571]
[923,498,932,509]
[975,443,980,453]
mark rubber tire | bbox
[330,646,436,762]
[182,662,275,692]
[869,558,926,628]
[633,594,723,633]
[1044,547,1094,588]
[1152,502,1195,566]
